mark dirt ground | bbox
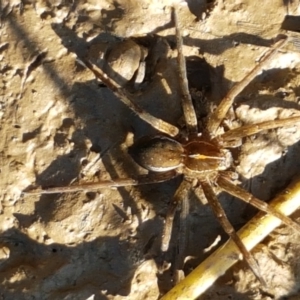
[1,0,300,299]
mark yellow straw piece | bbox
[161,177,300,300]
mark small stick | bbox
[161,177,300,300]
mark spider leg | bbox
[200,178,266,285]
[217,175,300,234]
[172,192,190,284]
[161,179,300,299]
[173,8,198,136]
[160,179,191,282]
[25,171,178,194]
[217,115,300,145]
[207,36,288,136]
[177,191,190,271]
[79,59,179,137]
[161,179,191,253]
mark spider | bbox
[34,8,300,285]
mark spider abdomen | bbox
[129,136,184,172]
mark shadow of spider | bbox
[30,7,300,287]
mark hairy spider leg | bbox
[217,176,300,234]
[207,36,288,136]
[159,178,191,283]
[218,115,300,144]
[80,59,179,137]
[29,171,178,194]
[200,179,266,285]
[173,8,198,136]
[161,179,192,251]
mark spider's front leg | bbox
[161,178,300,299]
[207,36,288,137]
[203,173,300,285]
[218,115,300,146]
[217,175,300,235]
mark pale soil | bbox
[1,0,300,299]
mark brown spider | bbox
[33,8,300,285]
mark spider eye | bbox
[129,136,184,172]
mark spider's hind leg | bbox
[26,171,178,194]
[78,59,180,137]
